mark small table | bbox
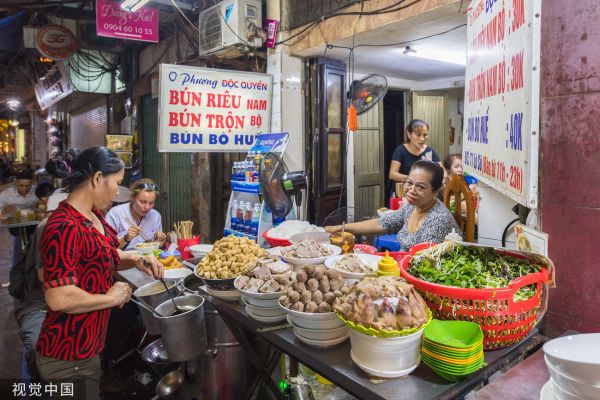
[0,220,41,250]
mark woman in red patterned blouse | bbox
[36,147,163,400]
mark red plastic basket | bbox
[262,230,292,247]
[400,244,550,350]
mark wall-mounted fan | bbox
[349,73,389,115]
[259,152,307,220]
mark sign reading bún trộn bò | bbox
[463,0,541,208]
[158,64,272,152]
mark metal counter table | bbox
[118,268,546,400]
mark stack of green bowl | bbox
[421,320,484,382]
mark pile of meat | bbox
[236,256,292,294]
[280,239,333,259]
[334,276,430,331]
[279,264,350,313]
[334,254,376,274]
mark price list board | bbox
[463,0,541,207]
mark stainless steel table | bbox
[117,268,547,400]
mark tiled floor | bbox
[0,229,25,384]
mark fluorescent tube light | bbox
[402,46,466,66]
[121,0,151,12]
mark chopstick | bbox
[127,216,152,242]
[173,220,194,239]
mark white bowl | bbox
[543,334,600,385]
[545,356,600,399]
[348,328,424,373]
[134,242,160,254]
[245,303,286,318]
[294,331,349,348]
[292,324,348,341]
[189,244,213,254]
[550,378,580,400]
[351,349,419,378]
[286,314,345,331]
[205,286,241,301]
[324,254,381,280]
[245,306,287,323]
[244,295,280,308]
[164,268,192,280]
[289,232,330,244]
[233,276,285,300]
[269,244,342,267]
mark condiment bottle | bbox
[377,250,399,277]
[445,228,462,242]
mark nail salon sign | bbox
[96,0,159,43]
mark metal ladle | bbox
[159,278,184,314]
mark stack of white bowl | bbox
[234,277,287,323]
[189,244,213,259]
[542,333,600,400]
[281,304,349,348]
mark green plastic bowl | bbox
[423,320,483,349]
[423,361,479,382]
[422,341,483,358]
[421,353,483,374]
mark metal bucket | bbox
[133,279,179,334]
[156,294,207,362]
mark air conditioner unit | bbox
[198,0,263,58]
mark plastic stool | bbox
[374,234,400,252]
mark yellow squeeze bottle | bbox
[377,250,399,277]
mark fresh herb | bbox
[408,244,541,301]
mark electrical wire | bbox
[275,0,427,46]
[171,0,200,33]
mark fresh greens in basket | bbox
[408,243,541,301]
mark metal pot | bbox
[133,279,179,334]
[155,294,207,362]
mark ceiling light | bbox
[121,0,151,12]
[401,46,466,66]
[7,99,21,111]
[403,46,416,55]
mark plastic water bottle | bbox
[243,202,253,233]
[251,203,261,236]
[236,201,245,232]
[245,162,254,182]
[230,200,238,230]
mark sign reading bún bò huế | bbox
[158,64,272,152]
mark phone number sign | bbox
[463,0,541,208]
[96,0,158,43]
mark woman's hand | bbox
[125,226,143,242]
[154,231,167,243]
[324,225,342,234]
[134,255,164,279]
[106,282,132,308]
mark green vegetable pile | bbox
[408,243,542,301]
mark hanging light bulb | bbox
[7,99,21,111]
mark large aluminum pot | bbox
[133,279,179,334]
[156,294,208,362]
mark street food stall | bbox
[117,229,564,400]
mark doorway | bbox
[382,90,406,201]
[305,57,347,225]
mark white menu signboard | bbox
[158,64,272,152]
[463,0,541,207]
